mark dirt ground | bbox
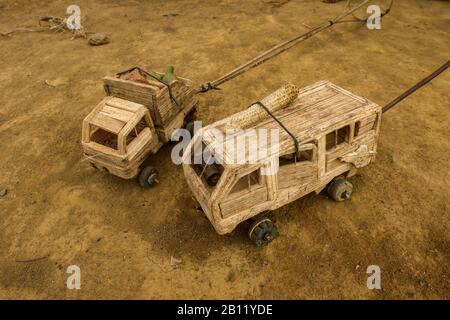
[0,0,449,300]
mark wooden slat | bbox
[124,108,146,134]
[205,81,380,167]
[82,98,109,142]
[107,97,143,112]
[103,76,197,129]
[104,76,160,92]
[90,112,125,134]
[101,105,135,123]
[219,187,267,219]
[83,142,125,161]
[126,128,151,159]
[278,163,316,189]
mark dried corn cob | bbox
[226,83,299,129]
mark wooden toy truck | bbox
[183,80,381,245]
[82,67,197,187]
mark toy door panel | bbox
[219,169,268,219]
[125,114,155,161]
[277,162,316,190]
[277,144,317,191]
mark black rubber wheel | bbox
[138,166,159,188]
[248,218,279,246]
[327,177,353,202]
[203,164,220,187]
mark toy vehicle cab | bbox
[82,96,161,185]
[183,80,382,245]
[82,67,197,187]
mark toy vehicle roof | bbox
[88,97,147,136]
[201,80,381,167]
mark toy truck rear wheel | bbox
[204,164,221,187]
[248,217,279,246]
[138,166,159,188]
[327,177,353,202]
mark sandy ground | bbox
[0,0,449,299]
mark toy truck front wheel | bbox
[138,166,159,188]
[327,177,353,202]
[248,217,279,246]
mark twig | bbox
[15,255,49,263]
[1,27,46,37]
[1,15,91,39]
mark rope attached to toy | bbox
[254,101,300,157]
[116,66,180,107]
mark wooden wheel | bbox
[327,177,353,202]
[248,217,279,246]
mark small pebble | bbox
[170,255,182,266]
[0,189,7,197]
[88,33,110,46]
[44,78,69,88]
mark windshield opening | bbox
[91,126,118,150]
